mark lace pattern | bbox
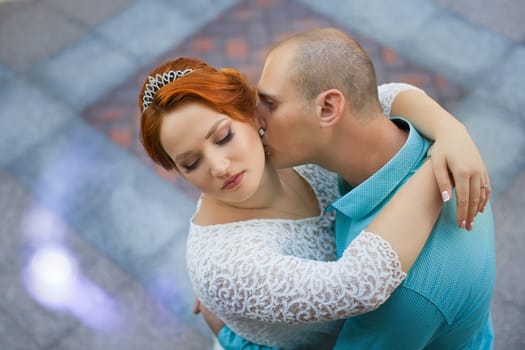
[186,84,418,348]
[187,165,406,348]
[378,82,425,117]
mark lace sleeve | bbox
[378,82,425,117]
[195,230,406,324]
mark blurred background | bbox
[0,0,524,349]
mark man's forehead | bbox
[258,60,291,96]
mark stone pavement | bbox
[0,0,523,349]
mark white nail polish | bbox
[461,220,466,229]
[441,190,450,202]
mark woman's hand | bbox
[193,299,225,336]
[427,123,491,230]
[388,87,491,230]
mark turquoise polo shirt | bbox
[217,120,495,350]
[330,119,495,350]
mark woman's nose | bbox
[209,157,230,177]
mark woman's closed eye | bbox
[216,128,234,145]
[182,158,200,172]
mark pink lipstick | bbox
[222,171,245,190]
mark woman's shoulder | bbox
[294,163,337,180]
[192,195,248,226]
[294,164,339,203]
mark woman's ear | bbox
[315,89,345,128]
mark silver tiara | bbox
[142,69,193,112]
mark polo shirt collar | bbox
[328,119,430,218]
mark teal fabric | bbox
[217,327,281,350]
[330,119,495,349]
[217,119,496,349]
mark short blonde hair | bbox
[272,28,381,114]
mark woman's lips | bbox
[222,171,245,190]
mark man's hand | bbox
[427,124,491,230]
[193,299,225,336]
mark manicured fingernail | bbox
[470,222,474,230]
[441,190,450,202]
[460,220,466,229]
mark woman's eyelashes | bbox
[216,128,233,145]
[181,129,234,172]
[183,159,199,172]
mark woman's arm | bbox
[192,165,440,325]
[379,83,490,231]
[366,160,441,271]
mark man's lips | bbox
[222,171,245,190]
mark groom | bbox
[203,28,496,349]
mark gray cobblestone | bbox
[401,12,511,86]
[30,34,137,111]
[0,2,86,72]
[475,46,525,119]
[0,0,523,349]
[95,0,195,65]
[0,308,40,350]
[0,78,74,166]
[452,93,525,196]
[6,118,195,279]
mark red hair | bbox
[138,57,257,170]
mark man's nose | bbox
[209,157,230,177]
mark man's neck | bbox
[317,116,408,187]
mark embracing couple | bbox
[138,28,495,350]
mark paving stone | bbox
[95,0,196,66]
[0,170,135,346]
[30,34,137,111]
[45,0,135,27]
[0,78,75,166]
[435,0,525,42]
[134,239,199,325]
[491,298,525,350]
[6,118,196,279]
[0,1,87,72]
[491,172,525,303]
[0,265,79,347]
[161,0,240,25]
[0,170,118,277]
[0,62,14,81]
[452,93,525,197]
[476,46,525,120]
[401,12,511,86]
[298,0,438,48]
[0,0,40,24]
[490,170,525,349]
[53,278,212,350]
[0,1,523,349]
[0,308,40,350]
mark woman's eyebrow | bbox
[175,118,228,162]
[205,118,227,139]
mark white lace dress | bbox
[186,83,422,349]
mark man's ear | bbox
[315,89,345,128]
